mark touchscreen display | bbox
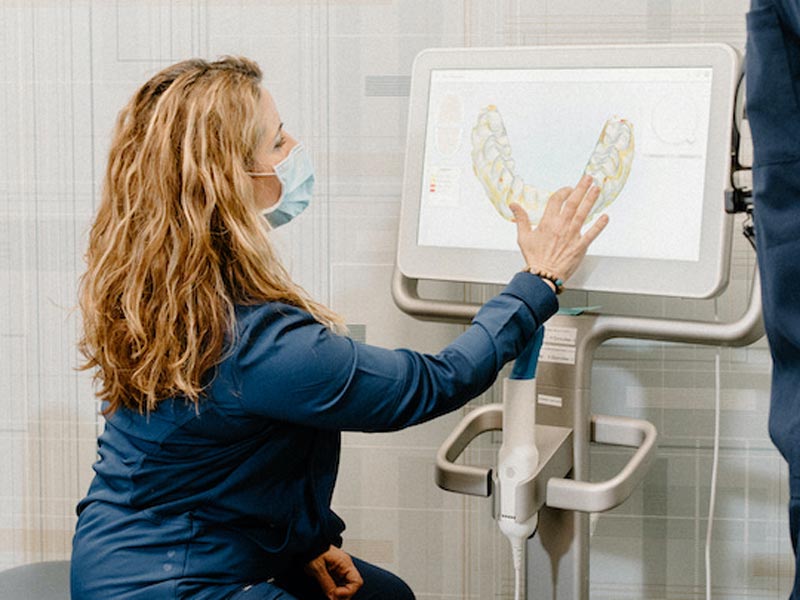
[417,67,713,262]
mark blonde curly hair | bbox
[79,56,343,415]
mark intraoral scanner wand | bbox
[498,326,545,600]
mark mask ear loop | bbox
[248,143,307,215]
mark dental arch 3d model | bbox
[471,105,635,224]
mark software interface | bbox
[417,67,713,262]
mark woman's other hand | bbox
[304,545,364,600]
[510,174,609,286]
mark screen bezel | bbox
[397,44,739,298]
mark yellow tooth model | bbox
[471,106,634,225]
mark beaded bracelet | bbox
[522,266,564,295]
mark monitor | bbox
[397,44,740,298]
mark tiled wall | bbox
[1,0,787,598]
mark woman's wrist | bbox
[522,265,564,295]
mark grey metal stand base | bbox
[394,265,763,600]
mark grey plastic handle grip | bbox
[434,404,503,497]
[546,414,657,513]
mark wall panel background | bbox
[0,1,785,598]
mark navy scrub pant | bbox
[228,556,415,600]
[746,0,800,597]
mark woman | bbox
[71,56,608,600]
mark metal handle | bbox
[392,265,764,348]
[434,403,503,496]
[435,408,651,515]
[546,414,657,513]
[392,268,482,324]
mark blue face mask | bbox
[250,143,315,228]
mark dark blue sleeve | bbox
[234,272,558,432]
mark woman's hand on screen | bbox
[510,174,609,285]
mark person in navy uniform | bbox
[747,1,800,597]
[70,56,607,599]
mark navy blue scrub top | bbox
[71,272,558,599]
[747,0,800,474]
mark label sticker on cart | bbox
[538,394,563,408]
[543,326,577,346]
[539,345,576,365]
